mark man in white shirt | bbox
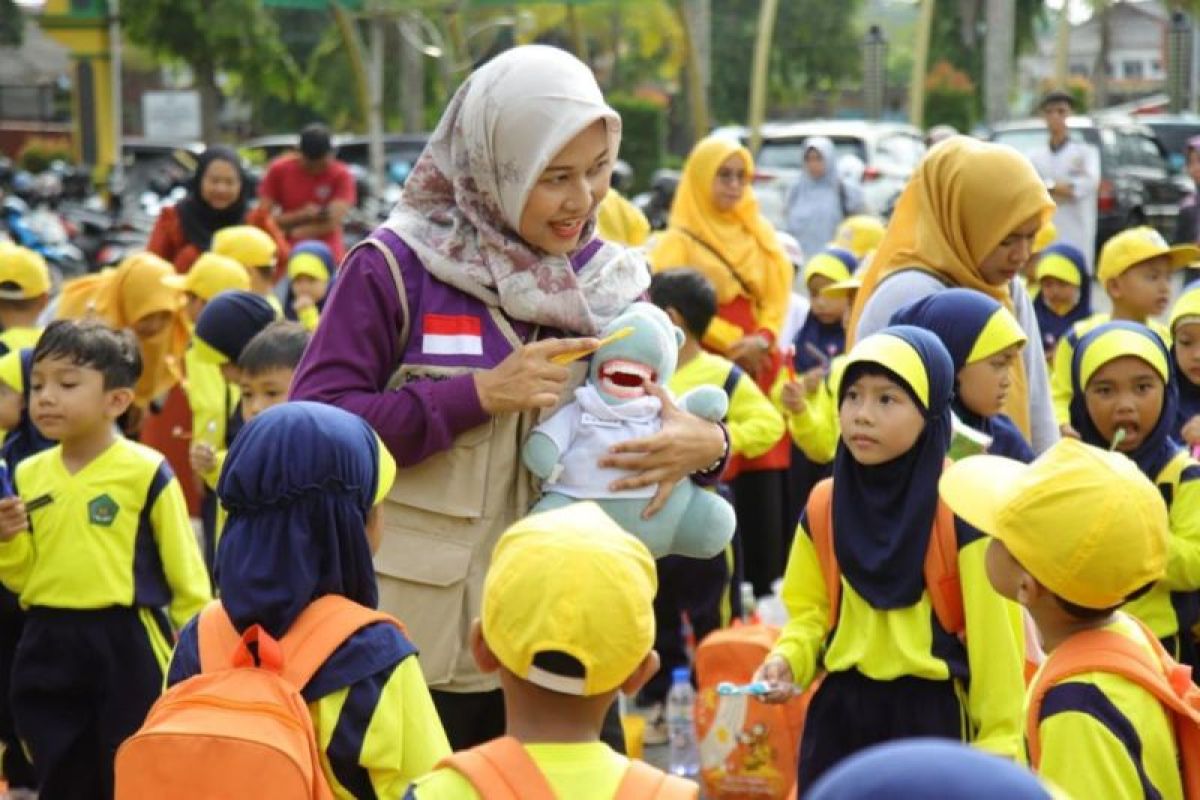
[1028,91,1102,273]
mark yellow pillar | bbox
[38,0,118,175]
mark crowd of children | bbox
[8,61,1200,800]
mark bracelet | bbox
[700,424,731,474]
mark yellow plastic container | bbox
[621,714,645,761]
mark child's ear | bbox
[1015,569,1042,608]
[469,619,501,674]
[620,650,661,696]
[1104,276,1122,300]
[105,387,136,419]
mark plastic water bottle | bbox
[666,667,699,778]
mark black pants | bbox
[798,669,966,792]
[639,551,732,706]
[12,607,166,800]
[733,468,787,596]
[431,688,626,754]
[0,588,34,790]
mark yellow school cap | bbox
[1170,287,1200,333]
[0,243,50,299]
[1035,253,1083,287]
[1032,220,1058,254]
[939,439,1167,609]
[820,277,863,298]
[1078,325,1170,388]
[287,252,330,283]
[966,307,1027,364]
[835,215,886,259]
[842,332,929,408]
[163,253,250,300]
[482,502,656,697]
[372,433,395,507]
[803,248,856,288]
[211,225,277,270]
[0,350,22,394]
[1097,226,1198,282]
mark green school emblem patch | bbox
[88,494,119,527]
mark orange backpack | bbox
[805,478,963,635]
[115,596,404,800]
[438,736,697,799]
[693,624,811,800]
[1026,616,1200,799]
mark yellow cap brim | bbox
[938,455,1028,544]
[192,336,229,366]
[287,252,330,283]
[803,254,853,287]
[820,277,863,298]
[373,434,396,506]
[967,308,1027,364]
[162,274,192,292]
[1168,245,1200,269]
[843,333,929,408]
[1035,254,1083,287]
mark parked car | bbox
[988,116,1184,252]
[714,120,926,228]
[1126,113,1200,173]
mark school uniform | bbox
[1031,243,1092,361]
[0,326,40,357]
[771,327,1025,789]
[1070,322,1200,667]
[1032,614,1184,800]
[0,438,209,797]
[408,742,633,800]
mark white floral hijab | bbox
[383,45,649,335]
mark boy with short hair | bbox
[237,320,310,423]
[1051,227,1197,433]
[406,502,697,800]
[211,225,285,316]
[940,439,1180,800]
[0,319,210,797]
[642,268,783,737]
[0,243,50,355]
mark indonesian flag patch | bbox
[423,313,483,356]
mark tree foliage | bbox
[0,0,21,48]
[928,0,1044,114]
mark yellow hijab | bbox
[58,252,190,406]
[651,136,792,333]
[848,136,1054,436]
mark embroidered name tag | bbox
[423,314,483,356]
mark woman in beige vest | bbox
[291,46,729,749]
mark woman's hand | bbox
[1183,416,1200,448]
[752,656,797,704]
[474,337,599,415]
[600,381,726,518]
[728,334,771,376]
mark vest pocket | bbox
[374,526,473,686]
[386,418,494,520]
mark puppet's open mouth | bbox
[599,359,656,399]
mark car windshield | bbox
[1143,123,1200,160]
[756,136,869,171]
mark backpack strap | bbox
[615,759,698,799]
[352,237,411,358]
[1026,617,1200,768]
[805,477,962,635]
[196,597,406,691]
[278,595,406,689]
[437,737,558,800]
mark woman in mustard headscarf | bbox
[650,135,794,594]
[849,136,1058,453]
[56,252,198,510]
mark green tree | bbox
[0,0,22,48]
[121,0,300,141]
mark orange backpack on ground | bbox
[805,478,963,635]
[693,624,811,800]
[115,596,403,800]
[438,736,697,799]
[1026,616,1200,799]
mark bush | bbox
[609,94,666,194]
[924,61,976,133]
[17,136,73,173]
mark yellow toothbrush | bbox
[551,326,635,365]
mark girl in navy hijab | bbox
[891,289,1035,462]
[755,326,1027,786]
[1031,242,1091,360]
[166,402,449,795]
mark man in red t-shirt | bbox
[258,123,357,262]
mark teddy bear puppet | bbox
[521,302,736,559]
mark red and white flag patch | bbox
[423,314,483,356]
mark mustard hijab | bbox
[651,136,792,332]
[58,252,190,406]
[848,136,1053,437]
